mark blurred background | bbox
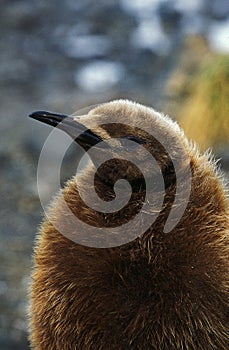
[0,0,228,348]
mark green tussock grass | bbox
[178,55,229,150]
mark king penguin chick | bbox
[29,100,229,350]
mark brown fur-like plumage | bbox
[30,100,229,349]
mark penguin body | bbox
[29,100,229,349]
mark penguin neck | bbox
[97,175,147,195]
[72,165,177,233]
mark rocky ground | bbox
[0,1,228,348]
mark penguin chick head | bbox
[75,100,188,188]
[30,100,188,192]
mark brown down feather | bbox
[29,100,229,350]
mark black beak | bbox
[29,110,103,150]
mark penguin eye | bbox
[120,135,146,151]
[125,136,146,144]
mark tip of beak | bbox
[28,110,68,127]
[29,109,105,149]
[29,110,49,119]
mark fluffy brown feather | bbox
[30,100,229,349]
